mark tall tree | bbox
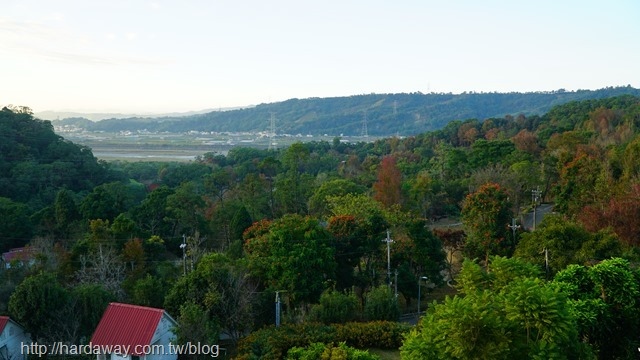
[166,181,206,237]
[132,186,174,237]
[244,214,336,305]
[401,257,589,359]
[515,215,622,275]
[164,253,257,345]
[9,272,70,342]
[53,189,80,240]
[554,258,640,359]
[0,197,32,251]
[373,156,402,207]
[461,183,513,262]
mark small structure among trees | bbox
[0,316,31,360]
[91,303,178,360]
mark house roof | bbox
[0,316,9,333]
[2,247,37,263]
[91,303,172,355]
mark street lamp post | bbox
[417,276,428,318]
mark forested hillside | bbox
[0,106,118,250]
[52,86,640,136]
[4,95,640,359]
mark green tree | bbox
[229,204,253,243]
[80,181,143,222]
[275,143,313,215]
[244,214,336,305]
[461,183,513,262]
[236,172,271,220]
[406,170,435,220]
[554,153,602,215]
[53,189,80,239]
[165,181,206,237]
[308,179,365,217]
[364,286,400,321]
[165,253,257,344]
[71,283,115,339]
[8,272,70,342]
[404,219,447,286]
[326,195,390,289]
[309,289,360,324]
[175,301,220,358]
[0,197,32,251]
[554,258,640,359]
[130,274,165,308]
[401,257,589,360]
[132,186,174,237]
[514,215,622,275]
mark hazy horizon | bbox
[3,1,639,114]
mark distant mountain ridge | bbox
[36,106,247,121]
[49,86,640,136]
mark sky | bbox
[1,0,639,114]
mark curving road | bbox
[522,203,554,230]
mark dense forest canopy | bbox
[50,86,640,136]
[3,94,640,359]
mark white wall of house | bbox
[109,353,130,360]
[101,314,177,360]
[0,321,31,360]
[147,314,177,360]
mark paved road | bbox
[522,203,554,230]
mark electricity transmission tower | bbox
[361,110,369,138]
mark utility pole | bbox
[417,276,428,319]
[180,234,187,276]
[394,269,398,298]
[508,218,521,245]
[382,230,394,288]
[275,290,286,327]
[532,186,542,231]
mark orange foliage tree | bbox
[373,156,402,208]
[579,183,640,247]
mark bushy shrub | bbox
[287,342,380,360]
[336,321,410,349]
[363,286,400,321]
[235,323,336,360]
[309,289,360,324]
[235,321,409,360]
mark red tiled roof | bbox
[0,316,9,333]
[91,303,166,355]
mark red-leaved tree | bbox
[373,156,402,208]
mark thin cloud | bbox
[0,18,169,66]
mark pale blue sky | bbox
[1,0,638,113]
